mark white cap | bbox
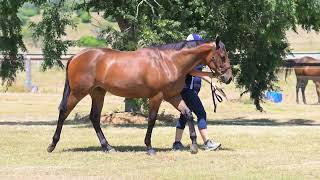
[186,33,202,41]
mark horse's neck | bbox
[173,43,213,75]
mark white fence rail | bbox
[286,52,320,59]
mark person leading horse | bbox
[47,36,232,155]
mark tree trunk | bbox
[124,98,134,112]
[116,16,136,112]
[115,16,135,40]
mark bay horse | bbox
[47,37,233,155]
[285,56,320,104]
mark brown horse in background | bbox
[47,38,232,155]
[285,56,320,104]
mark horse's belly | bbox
[297,68,320,81]
[102,82,159,98]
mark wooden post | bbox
[24,54,32,91]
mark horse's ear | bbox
[215,36,221,49]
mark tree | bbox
[157,0,320,111]
[1,0,320,111]
[0,0,71,86]
[0,1,26,87]
[31,1,74,71]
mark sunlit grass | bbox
[0,124,319,179]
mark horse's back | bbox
[294,56,320,79]
[66,47,185,98]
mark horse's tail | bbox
[284,58,297,81]
[58,57,72,112]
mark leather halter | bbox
[209,48,231,76]
[208,48,230,112]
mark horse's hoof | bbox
[147,148,156,155]
[102,146,116,153]
[190,144,198,154]
[47,143,56,153]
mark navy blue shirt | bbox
[184,64,204,92]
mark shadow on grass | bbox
[207,117,320,126]
[0,119,88,126]
[62,145,234,153]
[0,114,319,127]
[0,114,91,126]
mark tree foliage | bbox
[0,1,26,87]
[1,0,320,110]
[295,0,320,31]
[207,0,296,110]
[31,1,74,70]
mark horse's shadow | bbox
[62,145,171,153]
[62,145,233,153]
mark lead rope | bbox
[209,69,224,113]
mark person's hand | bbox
[208,72,215,79]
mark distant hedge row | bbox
[77,35,106,47]
[18,5,39,25]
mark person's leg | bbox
[184,89,221,150]
[199,129,209,142]
[167,95,198,154]
[172,113,187,150]
[172,89,191,150]
[182,90,208,143]
[175,113,187,142]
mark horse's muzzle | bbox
[221,74,232,84]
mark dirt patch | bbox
[101,111,177,125]
[101,112,148,125]
[71,111,177,125]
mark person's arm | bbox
[189,70,215,84]
[189,70,216,79]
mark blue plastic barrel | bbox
[265,91,282,103]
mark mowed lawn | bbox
[0,69,320,179]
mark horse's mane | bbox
[149,40,211,50]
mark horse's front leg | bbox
[166,96,198,154]
[144,93,163,155]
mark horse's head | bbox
[205,37,233,84]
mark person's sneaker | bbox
[204,139,221,151]
[172,141,184,151]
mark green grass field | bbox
[0,68,320,179]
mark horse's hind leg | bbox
[144,93,163,155]
[301,80,308,104]
[296,81,300,104]
[89,88,114,152]
[47,93,82,153]
[166,96,198,154]
[313,81,320,104]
